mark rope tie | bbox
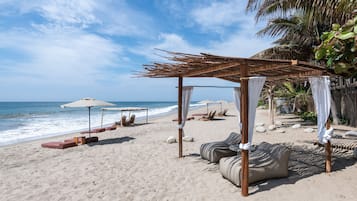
[178,124,184,129]
[322,127,334,144]
[239,142,251,150]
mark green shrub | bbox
[299,112,317,123]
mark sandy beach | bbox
[1,103,357,201]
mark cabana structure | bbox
[199,100,224,114]
[139,50,336,196]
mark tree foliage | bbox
[247,0,357,61]
[315,16,357,77]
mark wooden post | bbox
[240,66,249,196]
[178,77,183,158]
[325,119,332,172]
[268,85,275,125]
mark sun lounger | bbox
[172,116,195,121]
[199,111,216,121]
[85,136,99,143]
[200,132,241,163]
[105,125,117,131]
[41,141,78,149]
[64,136,86,145]
[129,114,135,124]
[217,109,228,116]
[80,128,106,134]
[121,114,136,126]
[345,131,357,139]
[219,142,290,186]
[192,113,208,116]
[313,138,357,151]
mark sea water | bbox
[0,101,203,146]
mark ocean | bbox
[0,101,203,146]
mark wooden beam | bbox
[267,70,323,82]
[215,64,293,78]
[240,66,249,197]
[178,77,183,158]
[325,120,332,172]
[220,77,241,83]
[185,62,240,77]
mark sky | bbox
[0,0,275,102]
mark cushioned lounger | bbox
[41,141,77,149]
[200,132,241,163]
[80,128,106,134]
[85,136,99,143]
[219,142,290,186]
[105,126,116,131]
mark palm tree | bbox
[247,0,357,60]
[274,82,312,113]
[251,12,319,60]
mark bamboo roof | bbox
[139,50,335,83]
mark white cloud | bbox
[131,33,205,62]
[96,2,155,37]
[134,28,273,61]
[39,0,99,26]
[191,0,249,31]
[208,32,274,57]
[0,28,122,88]
[0,0,154,37]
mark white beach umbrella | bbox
[61,98,115,136]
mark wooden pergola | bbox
[139,50,336,197]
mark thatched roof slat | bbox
[139,50,336,82]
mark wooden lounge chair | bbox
[313,138,357,151]
[217,109,228,116]
[172,116,195,121]
[199,111,216,121]
[121,114,135,126]
[129,114,135,124]
[200,132,241,163]
[121,115,128,126]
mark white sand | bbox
[1,104,357,201]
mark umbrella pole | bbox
[88,107,91,138]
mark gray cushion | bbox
[200,132,241,163]
[219,142,290,186]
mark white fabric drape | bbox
[233,87,241,131]
[247,77,266,145]
[238,77,266,150]
[179,86,193,136]
[237,77,266,150]
[309,76,332,144]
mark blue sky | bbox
[0,0,274,102]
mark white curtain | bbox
[179,86,193,136]
[233,87,241,131]
[247,77,266,145]
[309,76,332,144]
[237,77,266,150]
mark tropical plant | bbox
[247,0,357,61]
[251,12,319,60]
[274,82,312,112]
[315,16,357,77]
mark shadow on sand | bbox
[250,144,356,194]
[87,136,135,146]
